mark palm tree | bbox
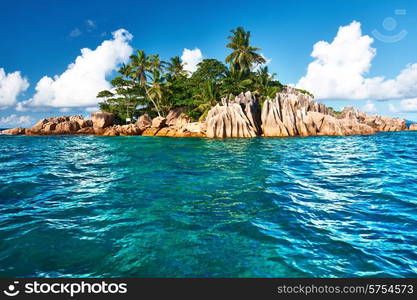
[148,54,167,73]
[193,80,221,120]
[167,56,188,78]
[118,63,132,79]
[129,50,149,87]
[254,66,281,100]
[225,27,266,76]
[146,69,172,117]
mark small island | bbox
[1,27,414,138]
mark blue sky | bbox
[1,0,417,127]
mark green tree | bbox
[192,80,221,121]
[146,69,172,117]
[191,59,227,82]
[253,66,282,101]
[166,56,188,78]
[129,49,149,87]
[225,27,266,77]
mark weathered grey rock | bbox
[260,87,401,137]
[340,106,406,132]
[91,112,115,129]
[206,91,261,138]
[261,87,335,137]
[151,116,167,129]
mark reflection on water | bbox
[0,132,417,277]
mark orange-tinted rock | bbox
[102,127,119,136]
[151,116,167,129]
[55,121,80,134]
[1,128,25,135]
[142,128,160,136]
[409,124,417,131]
[77,127,95,134]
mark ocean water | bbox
[0,132,416,278]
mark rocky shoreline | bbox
[2,87,415,138]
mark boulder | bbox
[151,116,167,129]
[116,124,142,136]
[409,124,417,131]
[91,112,115,129]
[102,127,119,136]
[69,116,90,129]
[135,114,152,130]
[77,127,95,135]
[142,128,160,136]
[166,108,191,128]
[55,121,80,134]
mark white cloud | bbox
[363,100,377,113]
[297,21,417,101]
[0,68,29,109]
[390,98,417,113]
[69,28,82,38]
[181,48,203,73]
[0,114,32,127]
[17,29,133,111]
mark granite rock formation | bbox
[206,91,261,138]
[1,88,409,138]
[91,112,115,129]
[260,87,404,137]
[134,114,152,130]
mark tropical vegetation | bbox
[97,27,303,123]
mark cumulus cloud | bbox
[363,101,377,113]
[181,48,203,73]
[297,21,417,100]
[0,68,29,109]
[17,29,133,111]
[389,98,417,113]
[0,114,32,126]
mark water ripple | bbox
[0,132,416,277]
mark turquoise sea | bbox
[0,132,416,277]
